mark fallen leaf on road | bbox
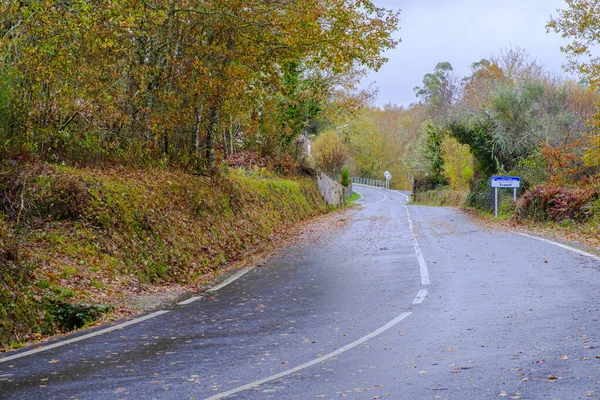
[561,355,568,360]
[48,360,59,364]
[548,376,560,382]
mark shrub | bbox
[341,168,350,187]
[516,185,598,222]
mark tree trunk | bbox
[206,103,219,173]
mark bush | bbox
[341,168,350,187]
[516,185,598,222]
[413,187,468,207]
[465,177,494,211]
[413,175,448,194]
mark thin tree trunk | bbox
[194,105,203,156]
[206,103,219,173]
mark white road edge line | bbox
[403,205,430,286]
[0,310,170,364]
[517,233,600,262]
[204,312,412,400]
[207,267,255,293]
[353,190,364,202]
[353,184,387,203]
[177,296,202,305]
[412,289,428,305]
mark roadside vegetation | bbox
[335,3,600,243]
[0,2,400,348]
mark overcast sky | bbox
[364,0,572,107]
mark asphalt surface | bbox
[1,185,599,399]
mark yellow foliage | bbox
[441,136,474,190]
[311,130,349,175]
[584,131,600,167]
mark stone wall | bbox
[317,172,345,207]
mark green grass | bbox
[346,191,361,205]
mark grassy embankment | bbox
[0,163,330,349]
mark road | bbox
[1,185,599,399]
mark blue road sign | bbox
[491,176,520,189]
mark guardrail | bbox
[351,177,388,189]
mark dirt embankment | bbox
[0,163,330,349]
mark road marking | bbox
[207,267,255,293]
[517,233,600,262]
[412,289,428,304]
[400,192,410,202]
[204,312,412,400]
[353,190,364,202]
[403,205,430,286]
[0,310,170,364]
[177,296,202,305]
[353,184,387,203]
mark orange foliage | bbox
[541,140,591,186]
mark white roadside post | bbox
[384,171,392,190]
[491,176,521,218]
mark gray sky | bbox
[364,0,572,107]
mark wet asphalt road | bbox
[1,185,599,399]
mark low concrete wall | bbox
[317,172,345,207]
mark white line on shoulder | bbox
[0,310,170,363]
[204,312,412,400]
[412,289,428,304]
[403,205,430,286]
[207,267,255,293]
[177,296,202,305]
[517,233,600,262]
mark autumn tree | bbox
[547,1,600,166]
[311,130,348,176]
[0,0,401,172]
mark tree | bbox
[0,0,401,172]
[414,62,457,114]
[547,0,600,87]
[311,130,348,176]
[441,136,474,190]
[547,1,600,166]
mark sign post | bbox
[491,176,520,218]
[384,171,392,190]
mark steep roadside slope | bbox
[0,163,329,349]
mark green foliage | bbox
[44,301,113,331]
[341,168,350,187]
[423,121,446,180]
[414,62,456,113]
[465,178,495,212]
[447,121,499,176]
[509,151,550,190]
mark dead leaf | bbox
[48,359,60,364]
[561,355,568,360]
